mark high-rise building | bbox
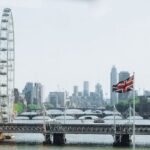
[95,83,103,100]
[95,83,103,106]
[110,66,118,105]
[14,88,20,103]
[144,90,150,97]
[83,81,89,97]
[33,83,43,104]
[73,86,78,97]
[48,92,59,108]
[22,82,34,105]
[48,92,66,107]
[118,71,130,101]
[23,82,43,105]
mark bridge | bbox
[17,110,120,120]
[18,113,105,120]
[30,107,106,112]
[0,122,150,146]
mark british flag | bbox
[112,75,134,93]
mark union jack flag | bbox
[112,75,134,93]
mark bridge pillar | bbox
[53,133,66,145]
[43,133,52,145]
[29,116,32,120]
[113,134,131,147]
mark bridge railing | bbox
[0,123,44,133]
[0,123,150,135]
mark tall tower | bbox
[33,83,43,104]
[95,83,103,99]
[73,86,78,97]
[83,81,89,97]
[22,82,34,105]
[118,71,130,101]
[95,83,103,103]
[110,66,118,105]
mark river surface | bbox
[0,118,150,149]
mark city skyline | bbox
[0,0,150,98]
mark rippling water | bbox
[0,118,150,149]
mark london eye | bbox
[0,8,15,123]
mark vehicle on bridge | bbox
[79,115,104,123]
[93,118,104,123]
[79,115,98,120]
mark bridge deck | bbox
[0,123,150,135]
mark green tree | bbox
[27,104,42,111]
[14,102,24,114]
[44,103,54,109]
[116,97,140,114]
[116,100,129,113]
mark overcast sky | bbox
[0,0,150,99]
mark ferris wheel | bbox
[0,8,15,123]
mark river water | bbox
[0,118,150,150]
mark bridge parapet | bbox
[46,124,115,134]
[0,123,150,135]
[0,123,44,133]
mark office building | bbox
[83,81,89,97]
[73,86,78,97]
[110,66,118,105]
[95,83,103,101]
[33,83,43,104]
[118,71,130,101]
[22,82,34,105]
[48,92,66,107]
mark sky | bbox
[0,0,150,99]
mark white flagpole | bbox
[133,72,135,150]
[113,105,116,138]
[129,104,131,124]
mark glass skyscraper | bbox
[83,81,89,97]
[110,66,118,105]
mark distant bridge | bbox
[17,113,105,120]
[18,109,119,120]
[31,107,106,112]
